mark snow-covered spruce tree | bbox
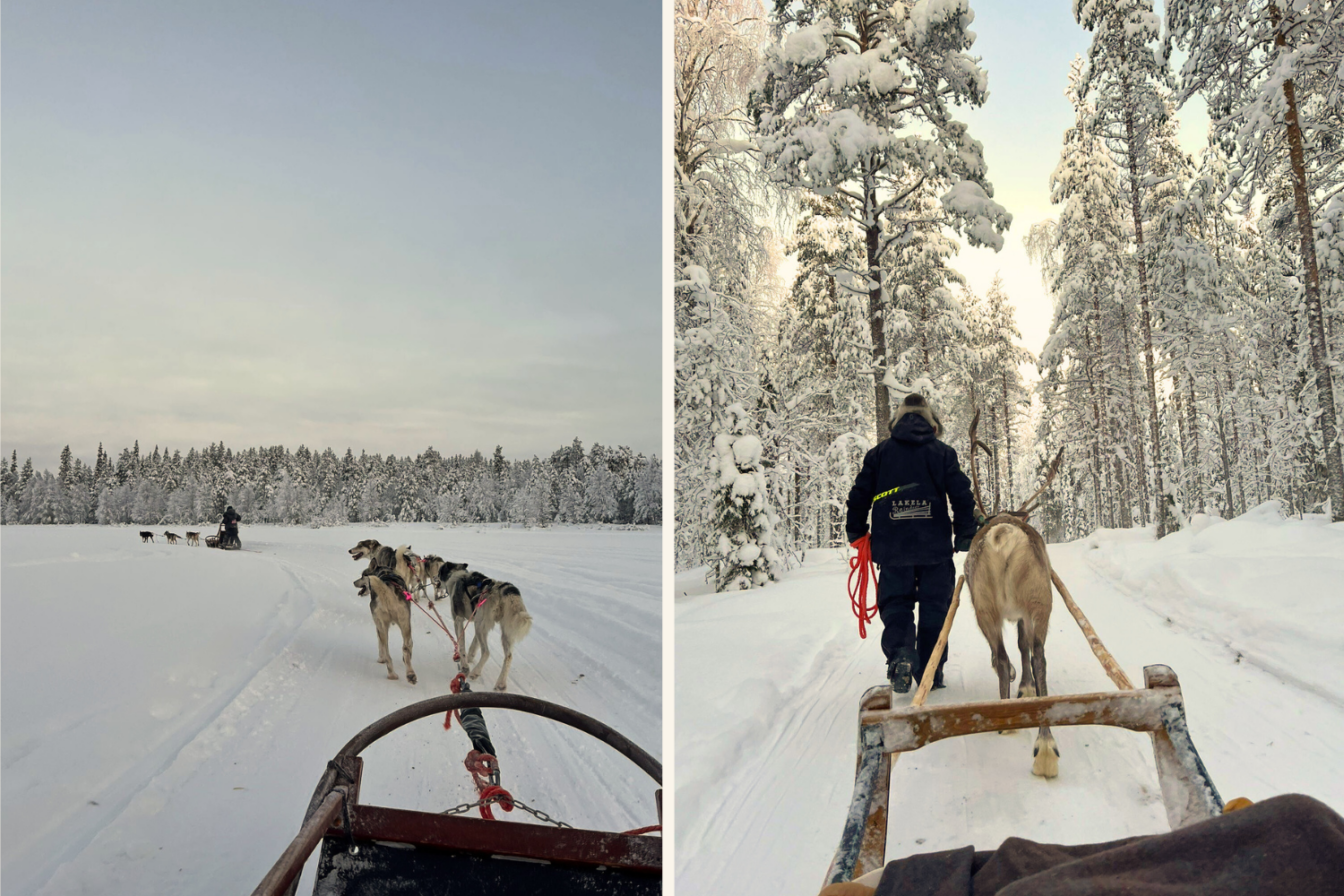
[711,403,782,589]
[1165,0,1344,520]
[978,276,1033,509]
[674,0,782,573]
[753,0,1010,438]
[1076,0,1177,536]
[884,190,973,404]
[1030,60,1128,529]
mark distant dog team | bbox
[352,540,532,691]
[138,529,201,545]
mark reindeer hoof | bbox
[1032,736,1060,778]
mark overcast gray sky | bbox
[2,0,661,473]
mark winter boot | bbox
[887,647,917,693]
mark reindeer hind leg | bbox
[1030,636,1059,777]
[1016,619,1036,698]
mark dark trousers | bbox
[877,560,955,678]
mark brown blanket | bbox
[868,794,1344,896]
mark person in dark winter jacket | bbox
[221,505,242,548]
[846,394,979,693]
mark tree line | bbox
[1,439,661,528]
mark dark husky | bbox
[139,531,155,543]
[353,570,417,685]
[422,556,473,665]
[163,531,181,545]
[459,571,532,692]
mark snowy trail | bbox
[2,524,660,896]
[675,517,1344,894]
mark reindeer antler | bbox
[1017,447,1065,517]
[967,409,990,520]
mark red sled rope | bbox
[848,534,879,639]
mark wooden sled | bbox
[252,692,662,896]
[826,573,1223,887]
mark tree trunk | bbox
[1213,378,1236,517]
[1117,300,1150,524]
[1186,372,1203,513]
[865,170,890,441]
[1273,8,1344,521]
[1122,100,1168,536]
[1002,368,1014,507]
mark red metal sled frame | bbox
[252,692,662,896]
[825,664,1223,885]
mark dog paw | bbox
[493,683,507,692]
[387,673,399,681]
[407,673,417,685]
[468,671,481,680]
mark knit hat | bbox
[891,393,942,436]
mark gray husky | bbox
[422,557,532,692]
[353,570,417,685]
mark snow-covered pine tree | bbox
[754,0,1010,437]
[1077,0,1176,536]
[711,403,782,589]
[1164,0,1344,520]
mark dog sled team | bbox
[138,504,240,549]
[349,539,532,693]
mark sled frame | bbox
[252,692,662,896]
[826,664,1222,885]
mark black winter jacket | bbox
[846,414,978,567]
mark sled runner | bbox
[826,572,1223,886]
[252,689,661,896]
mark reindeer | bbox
[964,409,1065,778]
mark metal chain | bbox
[510,797,572,829]
[439,795,572,829]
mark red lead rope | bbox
[848,534,879,639]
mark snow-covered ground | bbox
[2,523,662,896]
[675,502,1344,894]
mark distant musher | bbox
[220,505,242,550]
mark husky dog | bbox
[353,570,417,685]
[460,571,533,692]
[422,556,473,659]
[163,531,181,545]
[185,532,200,546]
[350,539,419,593]
[139,531,155,543]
